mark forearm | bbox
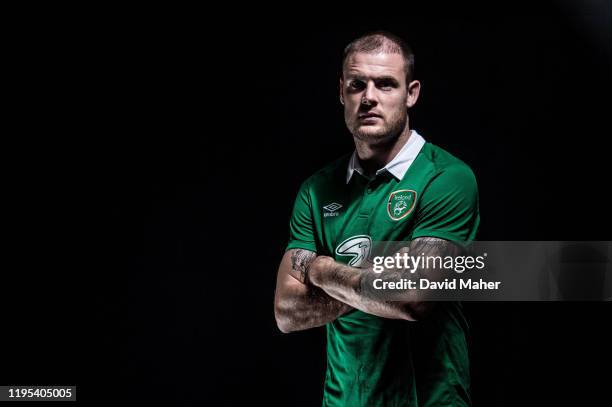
[309,238,459,321]
[274,278,352,333]
[309,259,413,320]
[274,249,352,333]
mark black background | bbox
[5,6,612,406]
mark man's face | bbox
[341,52,416,144]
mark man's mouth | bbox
[359,112,382,119]
[359,113,382,123]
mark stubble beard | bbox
[348,109,408,147]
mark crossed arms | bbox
[274,249,352,333]
[274,237,462,333]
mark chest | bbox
[311,173,428,263]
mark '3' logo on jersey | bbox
[335,235,372,267]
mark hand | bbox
[307,256,336,287]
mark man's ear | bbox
[406,80,421,108]
[339,77,345,105]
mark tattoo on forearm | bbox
[362,237,464,301]
[291,249,316,283]
[277,255,352,330]
[305,238,464,320]
[279,283,351,330]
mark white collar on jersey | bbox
[346,129,426,184]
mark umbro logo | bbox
[323,203,342,212]
[323,202,343,217]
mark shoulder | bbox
[301,153,352,191]
[418,142,477,187]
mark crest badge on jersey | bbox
[387,189,417,221]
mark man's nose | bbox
[362,82,378,106]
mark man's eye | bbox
[349,81,365,90]
[378,81,395,89]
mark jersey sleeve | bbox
[410,164,480,243]
[285,180,318,253]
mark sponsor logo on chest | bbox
[335,235,372,267]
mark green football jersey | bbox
[285,131,480,407]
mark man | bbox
[274,31,479,406]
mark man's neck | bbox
[354,126,412,177]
